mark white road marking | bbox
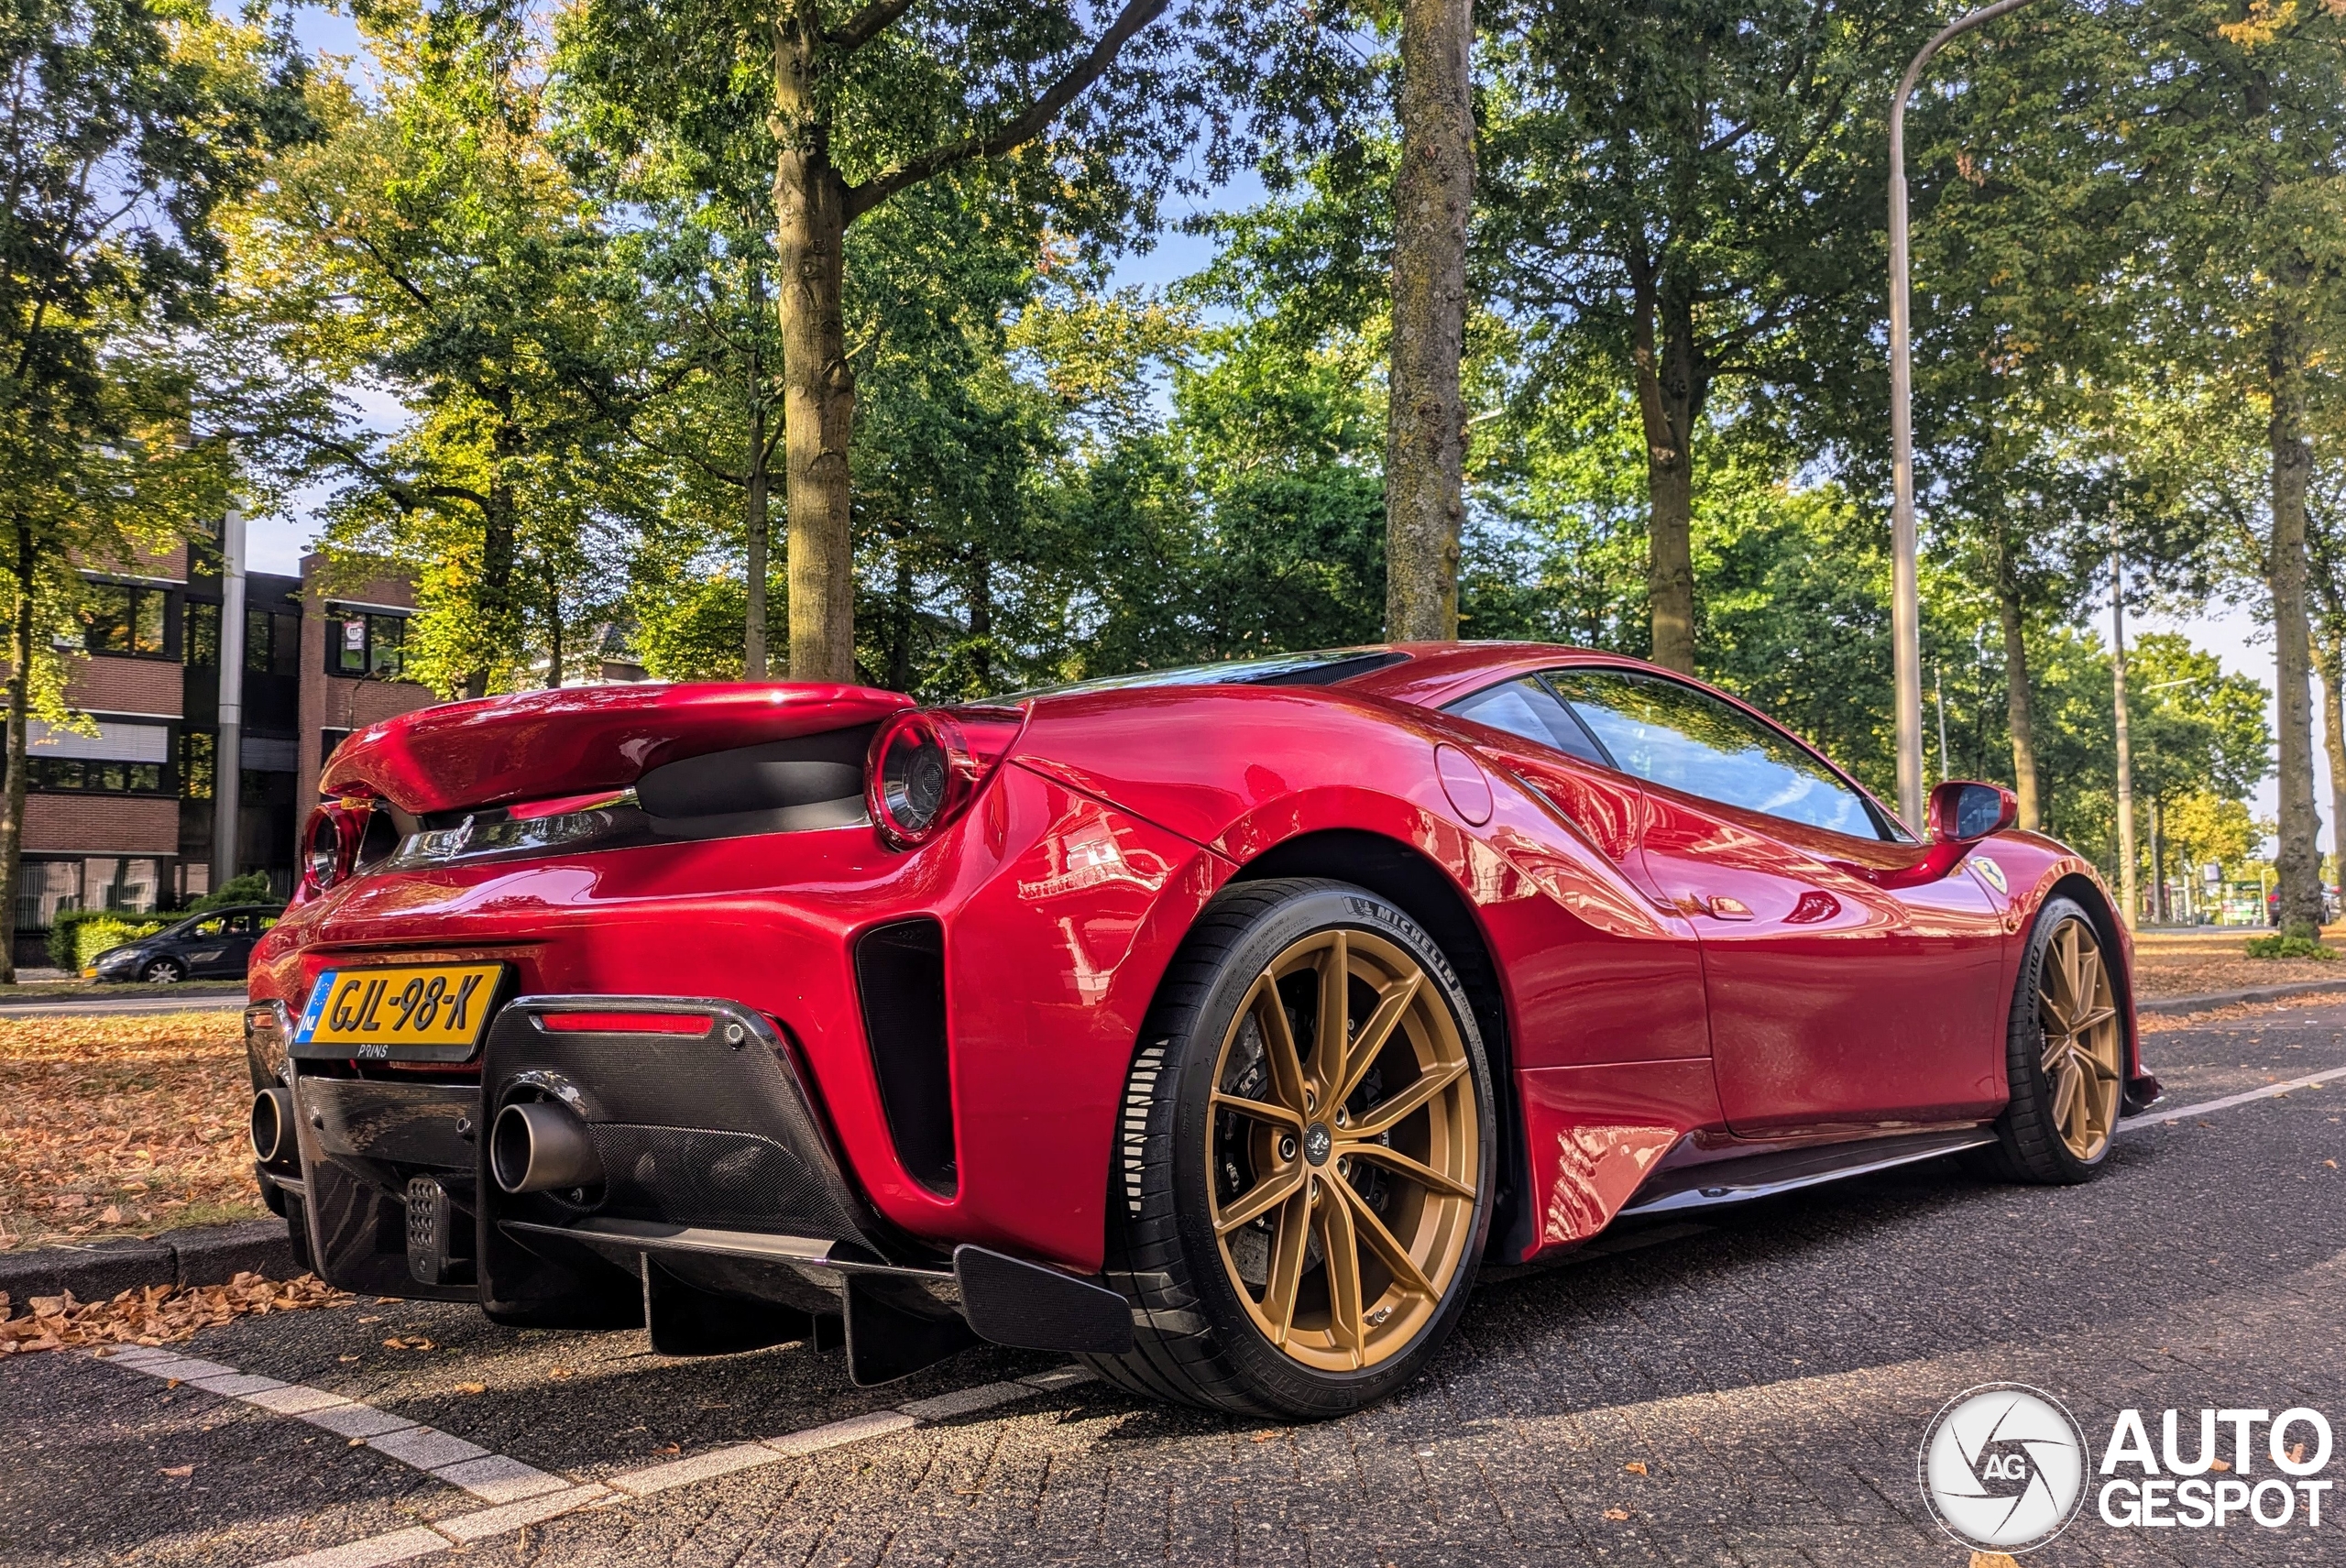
[2137,1062,2346,1125]
[86,1342,1094,1567]
[93,1344,570,1506]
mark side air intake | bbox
[854,917,958,1196]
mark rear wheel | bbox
[1083,879,1495,1418]
[1978,896,2123,1184]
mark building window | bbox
[15,860,82,929]
[184,602,219,667]
[247,609,301,676]
[86,857,161,914]
[83,583,172,658]
[181,730,215,801]
[27,758,167,794]
[24,718,174,795]
[325,606,407,679]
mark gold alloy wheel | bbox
[2038,916,2123,1161]
[1206,927,1480,1372]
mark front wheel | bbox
[141,958,187,984]
[1083,878,1495,1418]
[1977,896,2124,1184]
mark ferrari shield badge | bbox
[1970,855,2008,895]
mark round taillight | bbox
[869,712,965,849]
[302,807,345,893]
[865,707,1024,850]
[300,801,373,897]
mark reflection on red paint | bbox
[1544,1124,1681,1245]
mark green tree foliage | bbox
[0,0,308,980]
[226,0,633,697]
[1477,0,1918,673]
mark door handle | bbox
[1702,894,1755,920]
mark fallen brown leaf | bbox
[1624,1462,1648,1475]
[547,1366,574,1379]
[158,1465,192,1478]
[2291,1442,2308,1465]
[0,1012,260,1249]
[1601,1508,1630,1521]
[2211,1458,2231,1473]
[0,1273,350,1356]
[455,1382,488,1396]
[1970,1554,2022,1568]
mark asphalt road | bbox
[7,1001,2346,1568]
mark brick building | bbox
[11,542,438,968]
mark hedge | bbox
[43,872,283,972]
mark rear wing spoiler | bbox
[320,682,914,817]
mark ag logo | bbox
[1919,1383,2089,1552]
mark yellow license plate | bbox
[294,963,504,1057]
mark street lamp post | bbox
[1888,0,2046,830]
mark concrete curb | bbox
[2138,979,2346,1016]
[0,1219,294,1317]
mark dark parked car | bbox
[87,905,284,983]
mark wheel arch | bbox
[2038,871,2150,1102]
[1221,828,1532,1263]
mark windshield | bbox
[996,649,1409,702]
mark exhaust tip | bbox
[249,1087,294,1166]
[491,1101,602,1194]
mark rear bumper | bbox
[268,995,1128,1380]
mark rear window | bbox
[999,649,1409,702]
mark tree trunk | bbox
[966,545,992,692]
[2320,630,2346,912]
[773,14,858,682]
[744,271,772,681]
[1382,0,1473,643]
[1994,537,2042,831]
[0,519,34,984]
[544,585,563,689]
[1633,278,1701,674]
[2269,302,2324,934]
[887,530,914,695]
[2150,795,2165,923]
[465,421,521,701]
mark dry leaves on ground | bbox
[2139,992,2346,1033]
[0,1011,261,1250]
[0,1271,350,1355]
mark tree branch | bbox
[828,0,918,55]
[842,0,1169,222]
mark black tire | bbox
[141,957,186,984]
[1974,896,2120,1185]
[1080,878,1496,1419]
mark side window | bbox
[225,914,255,935]
[1443,677,1607,765]
[1548,670,1881,839]
[190,917,225,938]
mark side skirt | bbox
[1617,1126,1999,1218]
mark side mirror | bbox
[1929,780,2017,843]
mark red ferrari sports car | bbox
[244,642,2156,1417]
